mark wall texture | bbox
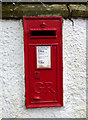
[1,19,86,118]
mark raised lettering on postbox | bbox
[34,82,56,94]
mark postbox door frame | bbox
[23,17,63,108]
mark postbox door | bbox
[26,44,62,108]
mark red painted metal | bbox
[23,17,63,108]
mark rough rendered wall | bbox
[1,19,86,118]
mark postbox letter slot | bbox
[31,30,56,36]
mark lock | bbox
[35,71,40,79]
[23,17,63,108]
[35,72,38,76]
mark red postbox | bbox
[23,17,63,108]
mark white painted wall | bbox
[0,19,86,118]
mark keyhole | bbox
[35,72,38,77]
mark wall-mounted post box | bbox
[23,17,63,108]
